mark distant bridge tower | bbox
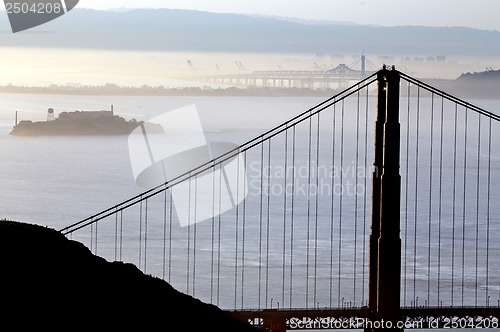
[361,54,366,78]
[47,108,55,121]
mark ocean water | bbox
[1,92,499,330]
[0,93,326,228]
[2,92,498,229]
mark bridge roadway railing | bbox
[230,306,499,330]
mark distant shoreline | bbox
[0,77,499,100]
[0,84,344,97]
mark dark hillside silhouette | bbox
[0,220,258,331]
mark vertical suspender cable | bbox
[404,81,411,305]
[475,115,481,306]
[437,97,444,306]
[168,190,173,283]
[461,109,468,306]
[119,210,123,261]
[330,102,336,308]
[234,154,240,309]
[413,85,421,304]
[258,138,264,309]
[362,87,369,305]
[144,198,148,273]
[139,199,143,268]
[95,220,98,254]
[193,176,198,297]
[427,93,435,305]
[353,89,360,304]
[282,127,288,307]
[306,114,312,308]
[211,164,216,303]
[486,118,492,305]
[162,189,167,280]
[314,112,321,307]
[217,165,222,307]
[452,104,458,305]
[338,100,344,307]
[265,139,272,308]
[289,126,296,309]
[186,179,191,294]
[90,223,94,254]
[241,151,247,309]
[114,211,118,261]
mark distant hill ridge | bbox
[458,68,500,80]
[0,8,499,56]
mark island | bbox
[9,106,144,136]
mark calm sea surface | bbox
[1,92,498,228]
[0,93,328,228]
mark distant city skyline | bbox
[77,0,500,31]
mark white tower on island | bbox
[47,108,55,121]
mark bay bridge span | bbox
[190,55,375,89]
[60,66,499,331]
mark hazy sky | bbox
[79,0,500,31]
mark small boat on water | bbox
[9,106,144,136]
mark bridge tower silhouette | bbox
[60,66,500,331]
[366,67,402,330]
